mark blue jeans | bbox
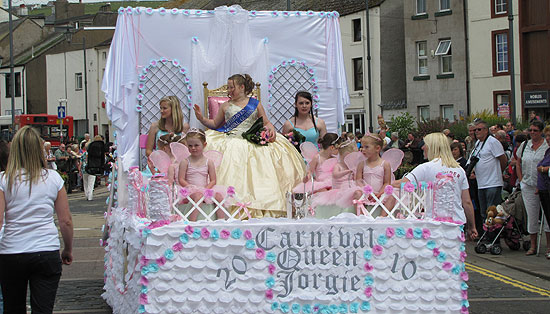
[478,186,502,219]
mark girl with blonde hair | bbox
[0,126,73,313]
[394,132,478,239]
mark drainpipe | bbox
[508,1,517,124]
[365,0,373,133]
[463,0,471,117]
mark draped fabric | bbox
[103,5,350,170]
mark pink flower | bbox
[244,230,253,240]
[201,227,210,239]
[373,245,383,256]
[404,182,415,192]
[460,271,469,281]
[139,293,148,305]
[363,185,373,195]
[384,185,394,195]
[460,251,467,262]
[204,189,214,199]
[364,287,372,297]
[461,290,468,299]
[460,232,466,242]
[433,248,440,256]
[265,289,273,299]
[364,263,374,272]
[256,248,266,259]
[260,141,266,145]
[268,264,276,274]
[156,256,166,266]
[227,186,235,196]
[184,225,194,235]
[385,227,395,238]
[406,228,414,239]
[220,229,230,239]
[422,228,431,239]
[442,262,453,271]
[172,242,184,252]
[180,187,190,198]
[140,276,149,285]
[461,306,469,314]
[140,256,149,266]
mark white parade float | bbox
[101,6,470,314]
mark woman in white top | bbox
[394,133,478,240]
[516,120,549,255]
[0,126,74,313]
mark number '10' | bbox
[390,253,417,280]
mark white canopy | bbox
[102,5,349,170]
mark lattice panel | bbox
[137,60,192,169]
[268,63,318,131]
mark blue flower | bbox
[271,302,279,310]
[164,249,174,260]
[291,303,301,313]
[142,229,152,238]
[452,265,461,275]
[395,227,406,238]
[339,303,348,313]
[141,266,149,276]
[461,282,468,290]
[231,229,242,239]
[350,303,359,313]
[265,276,275,288]
[245,240,255,249]
[364,276,374,286]
[413,228,423,239]
[377,234,388,246]
[363,250,372,261]
[437,252,447,263]
[360,301,371,311]
[192,229,201,239]
[280,303,290,313]
[266,252,276,262]
[148,263,159,273]
[427,240,436,250]
[141,285,147,293]
[211,229,219,240]
[462,299,470,307]
[460,243,466,252]
[138,305,145,313]
[303,304,312,314]
[180,233,189,244]
[329,304,339,313]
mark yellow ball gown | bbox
[206,102,306,217]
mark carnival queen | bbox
[193,74,306,217]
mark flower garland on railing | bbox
[267,58,320,110]
[135,58,192,112]
[118,7,340,19]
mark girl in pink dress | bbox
[354,134,394,217]
[178,129,226,221]
[293,133,339,194]
[149,133,187,186]
[312,137,361,214]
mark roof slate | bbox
[179,0,384,16]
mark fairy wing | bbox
[320,157,338,173]
[170,142,190,163]
[204,150,223,168]
[344,152,367,175]
[300,142,319,164]
[382,148,404,173]
[149,150,172,173]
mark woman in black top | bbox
[451,142,467,170]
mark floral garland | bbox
[135,58,192,112]
[267,59,320,110]
[118,7,340,18]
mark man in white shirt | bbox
[470,120,508,219]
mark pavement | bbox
[47,186,550,313]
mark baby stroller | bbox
[475,202,527,255]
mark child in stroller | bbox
[475,204,527,255]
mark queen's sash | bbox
[215,97,259,133]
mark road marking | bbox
[465,263,550,297]
[469,297,550,302]
[74,227,93,231]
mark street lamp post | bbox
[63,29,89,134]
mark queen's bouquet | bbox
[242,118,270,145]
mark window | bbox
[416,0,426,15]
[440,0,450,11]
[75,73,83,90]
[343,111,366,135]
[441,105,454,122]
[352,57,364,91]
[417,41,428,75]
[435,40,452,74]
[4,72,21,98]
[102,51,107,60]
[493,90,511,118]
[352,19,361,42]
[494,0,507,15]
[492,30,509,76]
[418,106,430,120]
